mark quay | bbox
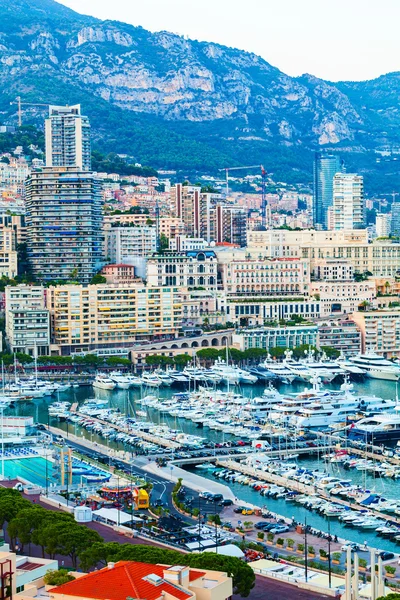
[314,429,400,466]
[217,457,400,525]
[172,445,337,465]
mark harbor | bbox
[3,366,400,555]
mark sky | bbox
[59,0,400,82]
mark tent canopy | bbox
[93,508,142,524]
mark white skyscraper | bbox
[376,213,392,237]
[331,173,365,230]
[45,104,91,171]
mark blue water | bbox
[3,457,53,487]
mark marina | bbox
[4,370,400,553]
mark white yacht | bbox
[108,371,132,389]
[92,374,116,390]
[153,370,174,386]
[140,372,162,388]
[211,358,241,385]
[292,395,397,429]
[302,352,346,383]
[340,352,400,381]
[259,355,296,384]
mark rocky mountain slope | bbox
[0,0,400,192]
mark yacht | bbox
[348,414,400,442]
[340,352,400,381]
[211,358,241,385]
[140,372,162,388]
[302,352,346,383]
[92,374,116,391]
[292,395,397,429]
[259,356,296,384]
[108,371,132,389]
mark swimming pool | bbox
[2,457,54,487]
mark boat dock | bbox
[217,457,400,525]
[69,407,181,450]
[172,445,336,465]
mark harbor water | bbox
[7,376,400,551]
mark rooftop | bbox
[50,561,206,600]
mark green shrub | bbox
[44,570,75,586]
[308,545,315,555]
[287,538,295,548]
[276,538,284,546]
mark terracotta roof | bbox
[51,561,204,600]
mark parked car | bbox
[269,525,290,534]
[341,543,360,552]
[379,551,395,561]
[255,522,271,530]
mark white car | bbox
[341,543,360,552]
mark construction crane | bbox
[219,164,269,228]
[10,96,49,127]
[219,165,261,196]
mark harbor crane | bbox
[10,96,49,127]
[219,164,269,228]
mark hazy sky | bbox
[60,0,399,82]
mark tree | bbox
[145,355,173,367]
[44,570,75,586]
[196,348,220,364]
[173,354,192,367]
[268,347,287,359]
[0,489,30,528]
[159,234,169,251]
[90,274,107,284]
[105,356,131,368]
[242,348,268,362]
[376,595,400,600]
[320,346,340,359]
[57,524,102,568]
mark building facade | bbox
[313,152,341,229]
[45,104,91,170]
[105,225,157,263]
[318,319,361,356]
[351,309,400,357]
[0,226,17,278]
[310,280,375,316]
[5,285,50,355]
[376,213,392,238]
[25,167,103,284]
[47,283,182,355]
[391,202,400,237]
[233,325,318,351]
[331,173,365,230]
[146,250,218,290]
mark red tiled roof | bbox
[51,561,202,600]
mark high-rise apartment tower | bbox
[313,153,341,229]
[45,105,91,170]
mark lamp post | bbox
[328,517,332,588]
[304,517,308,583]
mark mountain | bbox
[0,0,400,193]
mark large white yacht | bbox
[259,355,296,384]
[292,395,397,429]
[341,352,400,381]
[302,351,346,383]
[92,374,116,390]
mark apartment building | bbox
[5,285,50,355]
[0,214,26,245]
[25,167,103,284]
[47,283,182,355]
[225,297,321,327]
[100,264,138,284]
[331,173,365,230]
[105,225,157,262]
[146,250,218,291]
[104,214,185,240]
[170,184,246,245]
[318,319,361,356]
[233,324,318,351]
[351,309,400,357]
[0,226,17,278]
[376,213,392,237]
[45,104,91,171]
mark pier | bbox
[217,457,400,525]
[68,407,181,450]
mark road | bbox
[235,576,331,600]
